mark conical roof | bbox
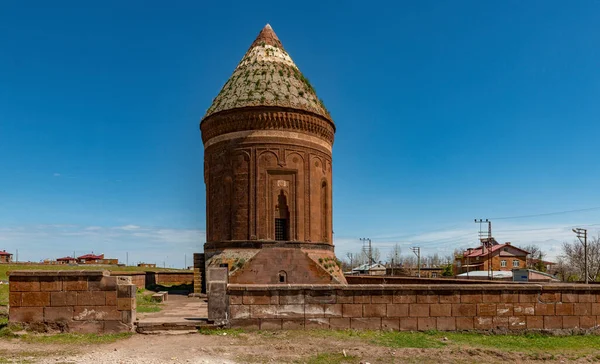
[203,24,331,121]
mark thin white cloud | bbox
[53,173,61,177]
[118,225,141,231]
[85,226,102,231]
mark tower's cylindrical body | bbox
[200,25,345,284]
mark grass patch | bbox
[0,285,7,306]
[297,353,357,364]
[301,330,445,349]
[20,332,132,344]
[136,289,162,313]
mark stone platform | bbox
[136,294,215,333]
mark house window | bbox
[501,260,507,267]
[432,272,437,278]
[513,260,519,267]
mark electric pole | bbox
[411,247,421,277]
[475,219,493,280]
[572,228,588,284]
[360,238,373,265]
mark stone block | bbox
[230,305,250,319]
[73,306,121,321]
[496,303,513,316]
[539,292,560,303]
[371,291,393,304]
[417,317,436,331]
[535,303,555,316]
[250,305,278,319]
[519,292,538,303]
[436,317,456,331]
[117,298,135,311]
[543,316,562,329]
[9,292,21,307]
[105,291,117,306]
[277,304,304,319]
[117,284,136,299]
[513,303,535,316]
[353,291,371,304]
[305,318,329,329]
[477,303,496,316]
[21,292,50,307]
[452,304,476,317]
[500,292,519,303]
[260,319,282,330]
[207,267,228,283]
[430,304,451,317]
[350,318,381,330]
[243,292,271,305]
[304,304,326,318]
[323,304,342,317]
[229,292,243,305]
[574,303,592,315]
[335,290,353,304]
[305,290,335,304]
[88,276,117,291]
[492,316,508,329]
[562,316,579,329]
[508,316,527,330]
[9,278,40,292]
[578,293,595,303]
[400,317,417,331]
[592,303,600,315]
[121,310,135,324]
[461,293,483,303]
[342,304,362,318]
[527,316,543,330]
[39,277,62,291]
[44,306,73,321]
[482,291,500,303]
[561,291,578,303]
[103,321,132,333]
[580,316,596,329]
[381,318,399,331]
[116,276,132,285]
[439,293,460,304]
[363,303,386,317]
[77,291,106,306]
[329,317,351,330]
[386,304,409,317]
[229,319,259,330]
[456,317,473,330]
[393,291,416,304]
[279,290,304,305]
[416,292,439,304]
[473,317,493,330]
[51,291,77,307]
[9,307,43,323]
[555,303,574,316]
[282,319,304,330]
[63,277,87,291]
[408,304,429,317]
[69,321,104,334]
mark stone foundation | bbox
[9,270,136,333]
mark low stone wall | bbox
[9,270,136,333]
[345,275,505,285]
[145,271,193,287]
[109,271,146,289]
[226,284,600,332]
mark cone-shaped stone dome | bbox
[203,24,331,122]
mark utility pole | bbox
[411,247,421,277]
[185,254,187,269]
[16,249,18,263]
[475,219,492,280]
[572,228,588,284]
[126,252,129,266]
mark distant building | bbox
[137,263,156,268]
[350,263,387,276]
[0,250,13,263]
[454,242,529,276]
[76,254,118,265]
[417,267,445,278]
[56,256,77,265]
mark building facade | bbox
[454,242,528,275]
[0,250,12,264]
[200,25,345,284]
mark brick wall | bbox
[226,284,600,332]
[145,271,193,286]
[346,276,506,285]
[193,253,205,294]
[109,271,146,289]
[9,270,136,333]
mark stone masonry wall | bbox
[145,271,193,287]
[227,284,600,332]
[9,270,136,333]
[110,271,146,289]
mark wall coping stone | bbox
[110,271,146,276]
[228,283,600,292]
[9,270,108,277]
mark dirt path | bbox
[0,331,596,364]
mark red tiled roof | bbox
[77,254,104,260]
[0,250,12,256]
[464,243,529,258]
[56,256,75,261]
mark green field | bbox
[0,263,187,306]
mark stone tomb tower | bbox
[200,25,345,284]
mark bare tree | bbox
[520,244,543,269]
[387,243,402,266]
[561,235,600,282]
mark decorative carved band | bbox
[204,241,335,252]
[200,107,336,146]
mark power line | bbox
[490,207,600,220]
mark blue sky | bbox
[1,1,599,266]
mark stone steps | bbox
[135,320,219,334]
